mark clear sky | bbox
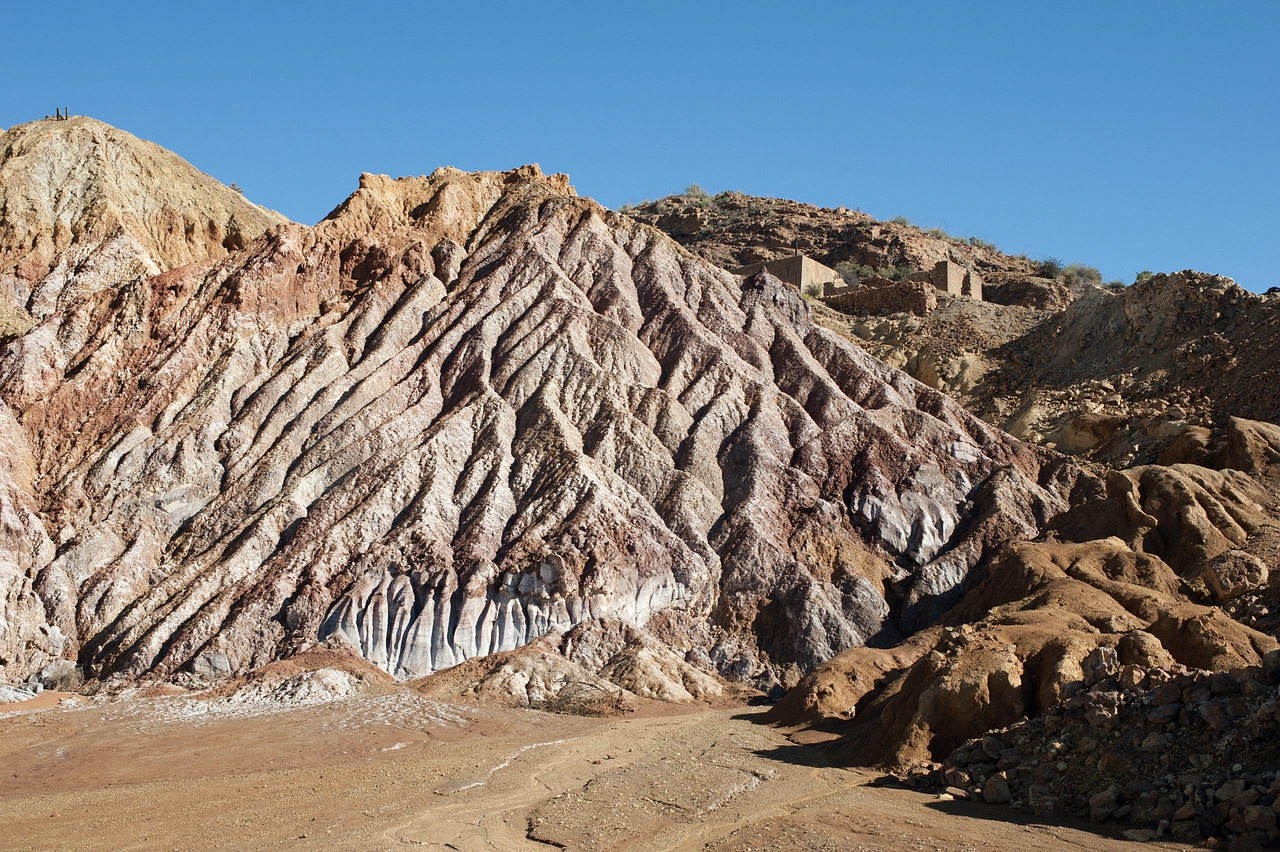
[4,2,1277,291]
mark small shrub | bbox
[1061,264,1102,288]
[684,183,710,200]
[890,215,911,226]
[1135,270,1155,284]
[967,236,997,251]
[925,227,950,240]
[1104,280,1126,291]
[836,261,916,285]
[1037,257,1064,279]
[835,261,868,285]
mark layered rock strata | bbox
[0,119,1079,689]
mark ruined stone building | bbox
[911,260,983,300]
[731,254,841,294]
[822,277,937,316]
[815,260,982,318]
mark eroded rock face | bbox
[773,430,1280,768]
[0,120,1081,687]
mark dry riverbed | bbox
[0,689,1185,850]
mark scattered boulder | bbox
[37,659,82,691]
[1204,551,1271,602]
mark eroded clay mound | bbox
[773,431,1280,768]
[411,618,724,714]
[0,123,1081,690]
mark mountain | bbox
[0,118,1075,693]
[4,119,1280,845]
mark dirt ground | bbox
[0,690,1187,851]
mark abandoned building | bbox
[731,254,841,294]
[732,252,981,318]
[822,277,937,317]
[815,260,983,318]
[909,260,984,300]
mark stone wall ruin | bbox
[821,276,937,316]
[732,254,842,294]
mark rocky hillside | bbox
[818,272,1280,468]
[636,191,1280,470]
[768,419,1280,847]
[624,189,1062,303]
[634,187,1280,842]
[4,120,1280,832]
[0,118,1080,695]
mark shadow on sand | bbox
[920,797,1147,843]
[738,701,1157,846]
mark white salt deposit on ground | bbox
[0,683,38,703]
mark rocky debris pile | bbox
[981,273,1075,311]
[0,657,82,702]
[220,667,364,707]
[996,272,1280,458]
[918,647,1280,847]
[122,643,400,719]
[1224,587,1280,641]
[0,682,40,703]
[813,294,1046,408]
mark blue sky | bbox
[4,2,1278,290]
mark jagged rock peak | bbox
[316,163,574,248]
[0,115,288,282]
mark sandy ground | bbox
[0,690,1187,851]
